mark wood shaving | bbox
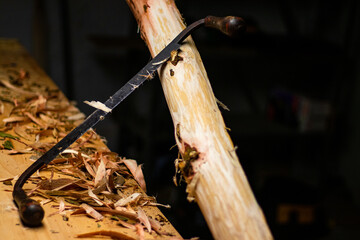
[2,116,27,123]
[137,208,151,232]
[67,112,85,121]
[136,224,145,240]
[48,198,66,217]
[62,149,91,159]
[80,154,96,177]
[186,172,200,202]
[76,230,136,240]
[0,176,15,182]
[24,112,46,128]
[83,100,111,113]
[122,159,147,192]
[94,158,107,187]
[117,218,137,230]
[215,97,230,111]
[134,164,146,192]
[0,65,175,239]
[115,192,141,207]
[0,79,38,97]
[88,187,103,206]
[80,203,104,221]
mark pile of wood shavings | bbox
[0,66,176,239]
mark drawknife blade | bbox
[12,15,246,227]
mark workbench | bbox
[0,39,181,240]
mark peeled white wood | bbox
[125,1,273,239]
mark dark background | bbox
[1,0,360,239]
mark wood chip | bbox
[71,206,138,221]
[134,164,146,192]
[24,112,46,128]
[38,178,79,190]
[80,153,96,178]
[83,100,111,113]
[117,218,137,230]
[137,208,151,232]
[136,224,145,240]
[0,79,38,97]
[62,149,91,159]
[122,159,147,192]
[0,176,15,182]
[94,158,106,187]
[80,203,104,221]
[76,230,136,240]
[114,193,141,207]
[2,116,27,124]
[48,198,66,217]
[67,112,86,121]
[14,125,33,140]
[88,187,103,206]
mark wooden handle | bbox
[13,189,44,227]
[205,16,246,36]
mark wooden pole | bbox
[125,1,273,239]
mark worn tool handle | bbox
[13,188,44,227]
[204,16,246,36]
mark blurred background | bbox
[1,0,360,239]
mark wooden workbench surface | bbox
[0,39,181,240]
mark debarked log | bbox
[125,0,273,239]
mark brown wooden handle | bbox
[13,188,44,227]
[204,16,246,36]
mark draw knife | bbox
[13,15,245,227]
